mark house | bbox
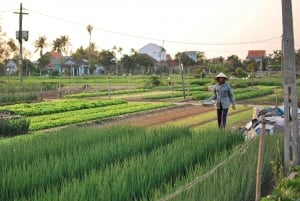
[166,54,179,72]
[62,57,89,76]
[94,64,105,75]
[44,52,63,73]
[42,52,90,76]
[183,51,205,63]
[5,59,18,75]
[138,43,167,62]
[246,50,266,71]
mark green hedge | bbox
[0,116,30,137]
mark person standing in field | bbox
[208,72,236,129]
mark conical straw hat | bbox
[215,72,228,80]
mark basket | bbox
[200,100,215,107]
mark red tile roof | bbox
[247,50,266,58]
[140,53,159,63]
[166,54,172,60]
[49,52,63,59]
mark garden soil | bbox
[39,89,249,131]
[84,100,249,129]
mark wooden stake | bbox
[255,117,265,201]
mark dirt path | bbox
[89,101,251,129]
[106,103,214,127]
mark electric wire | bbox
[25,8,281,46]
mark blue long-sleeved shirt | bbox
[209,83,235,109]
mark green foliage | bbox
[194,69,206,78]
[269,139,284,184]
[231,83,248,88]
[234,88,274,101]
[267,65,281,71]
[149,76,161,86]
[262,166,300,201]
[0,126,191,200]
[0,93,38,105]
[0,111,30,136]
[190,79,211,86]
[0,99,127,116]
[64,89,149,99]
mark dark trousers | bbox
[217,105,229,128]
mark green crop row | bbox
[153,134,283,201]
[0,99,126,116]
[64,88,150,98]
[235,88,274,101]
[0,126,191,201]
[143,91,185,99]
[1,127,244,201]
[0,93,38,105]
[194,107,253,130]
[165,105,251,128]
[192,86,275,101]
[29,102,173,130]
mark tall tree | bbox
[98,50,115,73]
[52,35,71,55]
[246,61,259,86]
[87,24,93,75]
[226,55,241,71]
[7,38,19,59]
[196,52,206,65]
[60,35,71,55]
[175,52,195,67]
[118,47,123,57]
[269,50,282,65]
[52,38,62,53]
[0,26,10,64]
[72,46,87,60]
[112,45,118,74]
[34,35,48,57]
[121,54,134,74]
[71,43,98,67]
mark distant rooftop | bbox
[247,50,266,58]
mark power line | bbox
[0,9,17,13]
[26,8,281,46]
[164,36,281,46]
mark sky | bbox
[0,0,299,61]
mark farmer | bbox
[208,72,236,129]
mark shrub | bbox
[149,76,161,86]
[0,110,30,136]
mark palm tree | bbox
[52,38,62,53]
[112,45,117,74]
[0,26,9,64]
[87,24,93,75]
[51,35,71,55]
[60,35,71,55]
[7,38,18,58]
[130,48,137,55]
[34,35,48,57]
[118,47,123,74]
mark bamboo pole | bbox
[255,117,265,201]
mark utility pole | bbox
[281,0,300,173]
[14,3,28,85]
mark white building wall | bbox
[139,43,166,62]
[184,51,200,62]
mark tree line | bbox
[0,24,300,77]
